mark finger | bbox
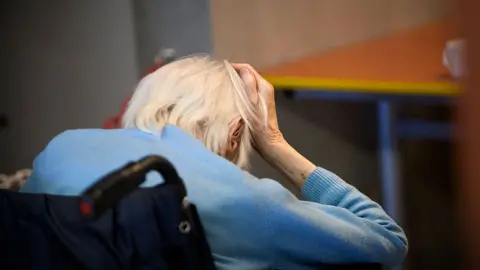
[232,63,250,71]
[239,68,259,104]
[232,63,257,75]
[233,63,271,91]
[232,63,262,79]
[239,68,256,89]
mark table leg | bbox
[378,101,404,270]
[377,100,402,223]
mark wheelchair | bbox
[0,156,382,270]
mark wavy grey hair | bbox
[122,55,266,169]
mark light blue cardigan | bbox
[21,125,407,270]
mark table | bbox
[261,20,460,224]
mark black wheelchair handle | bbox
[79,155,185,219]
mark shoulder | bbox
[33,128,147,173]
[47,128,135,145]
[43,128,152,155]
[27,129,158,195]
[43,129,106,150]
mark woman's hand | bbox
[233,63,316,188]
[232,64,284,151]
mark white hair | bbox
[122,55,266,168]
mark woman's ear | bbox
[228,118,245,152]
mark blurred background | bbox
[0,0,474,269]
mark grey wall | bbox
[0,1,140,172]
[132,0,213,72]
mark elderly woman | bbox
[20,56,407,269]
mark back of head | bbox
[122,56,260,169]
